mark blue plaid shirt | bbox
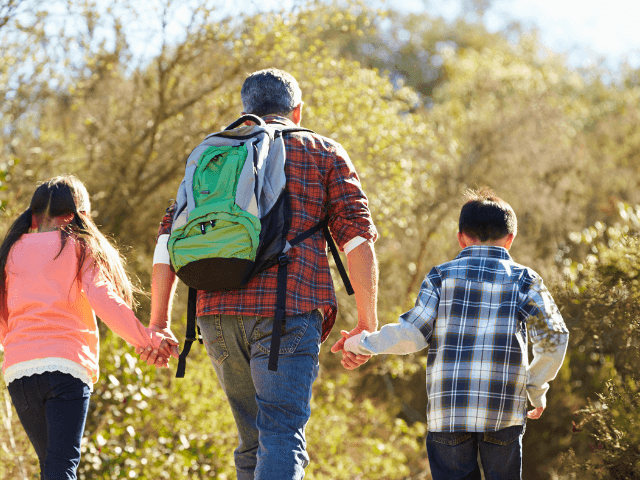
[353,246,568,432]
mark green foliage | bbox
[1,331,427,479]
[553,209,640,478]
[308,373,427,479]
[76,333,238,480]
[567,380,640,479]
[4,1,640,478]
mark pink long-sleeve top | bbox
[0,231,161,389]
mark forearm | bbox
[525,278,570,407]
[527,332,569,408]
[150,263,178,330]
[83,276,159,350]
[352,320,428,355]
[346,240,378,332]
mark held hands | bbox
[330,327,372,370]
[136,326,180,368]
[343,332,364,353]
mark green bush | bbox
[77,333,238,480]
[556,206,640,479]
[1,331,427,480]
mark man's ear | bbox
[291,102,303,126]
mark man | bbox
[138,68,378,479]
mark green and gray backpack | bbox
[169,115,353,377]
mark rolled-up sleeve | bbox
[157,203,176,238]
[325,144,377,250]
[520,277,569,408]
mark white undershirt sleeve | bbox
[343,236,367,254]
[153,234,170,265]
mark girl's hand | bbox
[150,326,180,359]
[138,328,180,368]
[136,344,171,368]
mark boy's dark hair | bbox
[459,187,517,242]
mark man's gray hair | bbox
[241,69,302,117]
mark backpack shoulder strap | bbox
[274,126,315,137]
[224,114,266,130]
[267,217,354,372]
[175,287,202,378]
[289,218,354,296]
[268,255,290,371]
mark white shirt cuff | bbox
[153,234,170,265]
[344,236,367,255]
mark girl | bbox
[0,175,174,480]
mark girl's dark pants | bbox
[8,371,91,480]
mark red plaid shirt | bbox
[158,116,377,342]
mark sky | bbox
[39,0,640,73]
[239,0,640,70]
[402,0,640,69]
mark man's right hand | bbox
[331,328,372,370]
[136,344,169,368]
[336,240,379,370]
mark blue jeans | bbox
[426,424,525,480]
[7,371,91,480]
[197,310,322,480]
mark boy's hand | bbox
[527,407,544,419]
[331,326,366,353]
[343,332,365,353]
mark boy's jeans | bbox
[426,424,525,480]
[7,371,91,480]
[197,310,322,480]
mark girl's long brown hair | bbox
[0,175,142,317]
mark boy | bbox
[342,188,569,480]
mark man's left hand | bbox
[136,326,180,367]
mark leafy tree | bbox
[332,15,640,479]
[0,2,434,478]
[4,1,640,478]
[555,205,640,478]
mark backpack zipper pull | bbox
[200,223,206,235]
